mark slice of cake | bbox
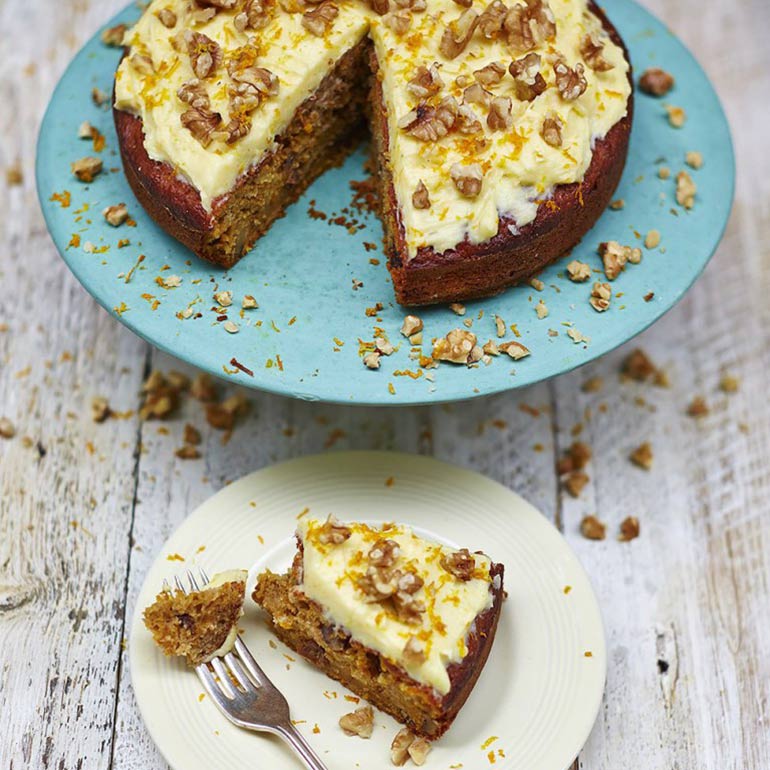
[253,517,504,738]
[144,569,248,665]
[112,0,632,305]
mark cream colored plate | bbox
[130,451,606,770]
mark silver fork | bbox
[173,569,328,770]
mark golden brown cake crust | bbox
[372,1,633,306]
[252,546,504,738]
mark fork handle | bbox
[276,723,329,770]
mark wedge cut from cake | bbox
[144,569,247,665]
[113,0,632,305]
[253,517,504,738]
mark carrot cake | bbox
[113,0,632,305]
[252,517,504,738]
[144,569,248,665]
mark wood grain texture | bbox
[1,0,769,769]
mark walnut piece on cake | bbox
[638,67,674,96]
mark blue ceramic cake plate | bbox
[36,0,734,406]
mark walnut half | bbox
[450,162,483,198]
[554,59,587,101]
[439,9,479,59]
[339,705,374,738]
[440,548,475,580]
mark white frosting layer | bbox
[297,518,494,695]
[203,569,248,661]
[115,0,630,256]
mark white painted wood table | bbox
[1,0,769,767]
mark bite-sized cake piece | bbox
[113,0,632,305]
[253,517,504,738]
[144,569,247,665]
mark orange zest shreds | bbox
[68,233,81,249]
[50,190,71,208]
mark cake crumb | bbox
[618,516,640,542]
[665,104,686,128]
[685,151,703,169]
[565,471,590,498]
[658,166,671,180]
[644,230,661,249]
[581,376,603,393]
[557,441,592,474]
[71,156,103,183]
[535,299,548,318]
[449,302,466,316]
[629,442,653,470]
[580,514,606,540]
[175,445,201,460]
[339,705,374,739]
[91,396,112,423]
[6,163,23,186]
[609,198,625,210]
[400,315,423,337]
[719,373,740,393]
[621,348,665,384]
[589,282,611,312]
[103,203,129,226]
[676,170,697,209]
[529,278,545,291]
[566,260,591,282]
[686,396,709,418]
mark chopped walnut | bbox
[487,96,513,131]
[509,53,546,101]
[618,516,640,542]
[554,59,587,101]
[180,106,222,147]
[403,635,427,665]
[363,351,381,370]
[566,259,591,282]
[71,156,103,183]
[449,302,466,316]
[666,104,686,128]
[498,340,530,360]
[462,82,493,108]
[234,0,270,30]
[339,705,374,738]
[242,294,258,309]
[368,0,391,14]
[687,396,709,418]
[580,33,613,72]
[504,0,555,52]
[223,320,239,334]
[91,396,111,423]
[103,203,129,226]
[101,24,127,46]
[589,281,612,312]
[177,79,211,111]
[478,0,507,39]
[139,371,181,420]
[629,442,653,470]
[229,65,279,104]
[564,471,590,497]
[440,548,475,580]
[318,515,352,545]
[375,336,395,356]
[450,162,483,198]
[439,9,479,59]
[621,349,659,383]
[213,290,233,307]
[401,315,423,337]
[393,591,425,624]
[77,120,95,140]
[409,739,432,766]
[535,298,548,318]
[580,514,605,540]
[494,315,506,337]
[432,328,478,364]
[644,230,661,249]
[557,440,591,474]
[483,339,499,355]
[391,728,416,766]
[302,2,338,36]
[474,61,506,86]
[540,112,563,147]
[658,166,671,180]
[217,114,252,145]
[383,10,412,35]
[399,98,457,141]
[369,538,400,567]
[191,372,219,402]
[598,240,628,280]
[609,198,625,210]
[412,180,431,209]
[638,67,674,96]
[185,31,222,79]
[0,417,15,439]
[685,151,703,169]
[156,8,178,27]
[676,170,697,209]
[407,63,444,99]
[183,423,202,445]
[530,277,544,291]
[175,445,201,460]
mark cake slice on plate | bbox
[144,569,248,665]
[253,517,504,738]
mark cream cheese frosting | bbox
[115,0,630,256]
[296,517,495,695]
[203,569,248,660]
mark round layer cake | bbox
[113,0,632,306]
